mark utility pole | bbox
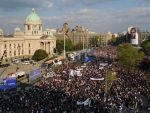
[83,35,85,51]
[64,33,66,59]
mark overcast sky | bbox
[0,0,150,34]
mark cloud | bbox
[0,0,53,11]
[42,7,150,32]
[60,0,117,6]
[1,5,150,34]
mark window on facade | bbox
[9,51,12,57]
[14,51,16,56]
[9,44,11,49]
[4,44,7,48]
[14,44,16,48]
[29,43,30,47]
[34,31,36,35]
[39,26,41,30]
[28,25,30,30]
[5,54,7,57]
[22,43,23,47]
[22,50,24,54]
[29,50,31,54]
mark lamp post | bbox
[82,34,85,51]
[63,33,66,59]
[62,22,69,59]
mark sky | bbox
[0,0,150,34]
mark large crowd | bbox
[92,46,117,60]
[0,46,150,113]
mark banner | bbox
[29,68,41,81]
[128,27,139,45]
[90,77,104,81]
[77,98,91,106]
[0,77,17,91]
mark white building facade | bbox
[0,9,56,63]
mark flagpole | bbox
[64,33,66,59]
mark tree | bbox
[89,36,99,47]
[141,38,150,56]
[105,69,117,93]
[56,39,74,53]
[32,49,48,61]
[117,43,144,68]
[65,39,74,51]
[75,42,83,50]
[56,39,64,54]
[110,34,130,46]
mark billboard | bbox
[128,27,139,45]
[29,68,41,81]
[0,77,17,91]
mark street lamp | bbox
[82,34,85,51]
[63,33,66,59]
[62,22,69,59]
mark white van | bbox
[22,61,30,65]
[15,71,26,78]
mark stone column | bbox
[49,42,51,54]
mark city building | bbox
[139,31,150,43]
[56,24,112,49]
[0,9,56,63]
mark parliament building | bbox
[0,9,56,63]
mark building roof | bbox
[25,8,42,24]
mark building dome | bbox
[0,28,3,32]
[25,8,42,24]
[15,27,21,31]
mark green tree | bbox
[141,38,150,56]
[75,42,83,50]
[32,49,48,61]
[89,36,99,47]
[56,39,64,54]
[105,70,117,93]
[56,39,74,53]
[110,34,129,46]
[117,43,144,68]
[65,39,74,51]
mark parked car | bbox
[12,59,20,64]
[22,61,30,65]
[0,63,10,68]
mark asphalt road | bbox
[0,62,40,79]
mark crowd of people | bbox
[92,46,117,60]
[0,46,150,113]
